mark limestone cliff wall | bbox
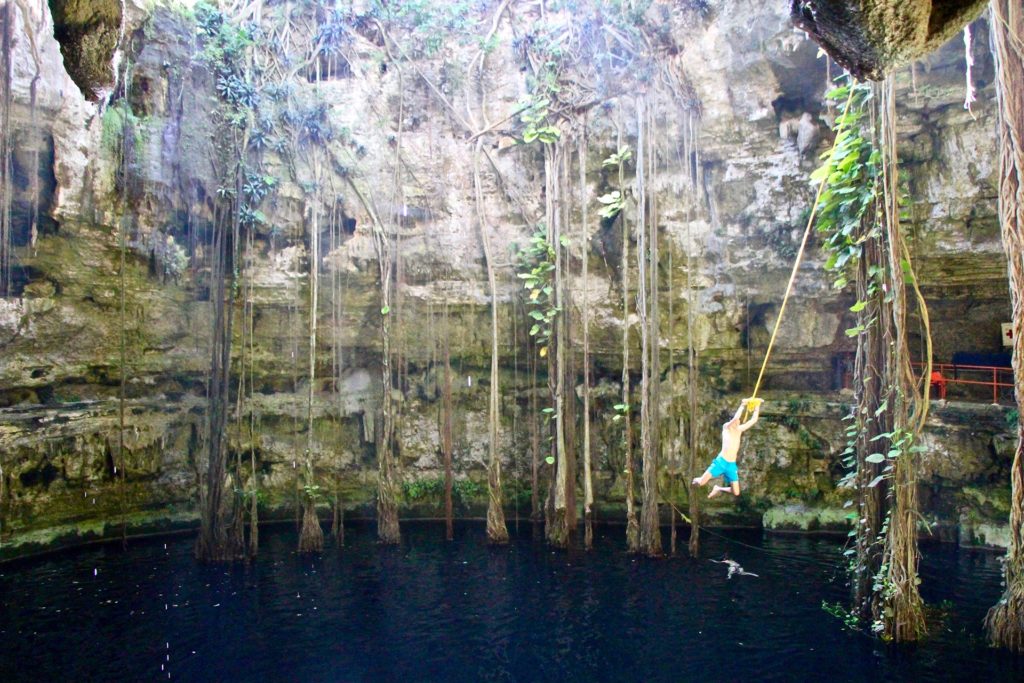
[0,0,1014,556]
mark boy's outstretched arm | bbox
[738,400,761,432]
[729,403,746,424]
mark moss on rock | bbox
[49,0,123,100]
[791,0,988,80]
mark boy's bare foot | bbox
[708,486,724,499]
[691,477,701,487]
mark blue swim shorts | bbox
[707,454,739,484]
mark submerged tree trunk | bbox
[580,134,594,550]
[686,214,701,558]
[545,143,572,548]
[530,339,541,524]
[331,481,344,547]
[474,142,509,545]
[249,456,259,556]
[875,78,928,643]
[357,178,401,546]
[442,302,455,542]
[618,124,640,554]
[985,0,1024,653]
[345,174,401,545]
[196,198,245,563]
[246,215,259,558]
[851,235,890,620]
[299,200,324,554]
[846,80,928,640]
[636,99,661,557]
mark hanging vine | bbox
[0,1,15,298]
[814,76,930,641]
[635,96,662,557]
[193,2,252,563]
[579,131,595,550]
[603,127,640,553]
[984,0,1024,653]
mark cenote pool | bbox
[1,522,1021,682]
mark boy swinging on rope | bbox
[692,398,762,498]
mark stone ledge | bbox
[0,509,199,562]
[763,504,853,533]
[958,520,1013,550]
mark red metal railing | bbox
[912,362,1015,405]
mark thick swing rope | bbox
[744,86,858,419]
[658,88,860,563]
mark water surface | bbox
[1,521,1021,682]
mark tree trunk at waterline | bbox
[298,491,324,553]
[196,199,245,563]
[299,202,324,554]
[474,142,509,545]
[985,0,1024,653]
[636,98,661,558]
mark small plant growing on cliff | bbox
[101,101,146,156]
[403,477,444,501]
[402,477,484,507]
[517,96,561,145]
[598,147,631,219]
[101,100,148,199]
[516,228,559,358]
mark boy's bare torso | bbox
[720,423,743,462]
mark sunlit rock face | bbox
[0,0,1013,555]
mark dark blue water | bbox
[1,521,1021,682]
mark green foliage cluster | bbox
[518,96,561,145]
[193,2,352,234]
[822,600,861,630]
[599,0,657,26]
[101,100,148,196]
[811,79,879,291]
[234,484,267,504]
[516,228,561,359]
[402,477,444,500]
[837,408,925,492]
[374,0,481,56]
[402,477,485,506]
[598,147,632,219]
[812,79,914,340]
[315,8,354,55]
[101,100,146,155]
[196,1,256,123]
[303,482,324,502]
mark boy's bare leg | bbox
[692,470,713,487]
[730,482,740,497]
[708,485,730,498]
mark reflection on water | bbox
[0,521,1021,682]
